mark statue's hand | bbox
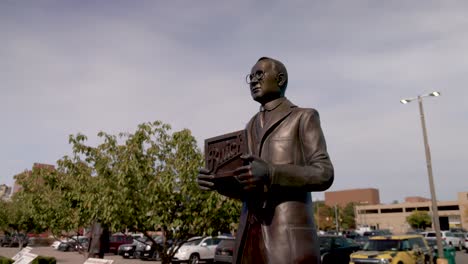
[197,168,216,191]
[235,154,271,191]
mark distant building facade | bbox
[324,188,380,207]
[0,184,12,200]
[405,196,431,203]
[355,192,468,234]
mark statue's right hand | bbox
[197,168,216,191]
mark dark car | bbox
[135,235,172,261]
[109,233,133,254]
[0,233,28,247]
[0,234,12,247]
[319,235,361,264]
[57,236,88,252]
[214,237,236,263]
[118,236,148,259]
[353,236,369,249]
[362,229,392,237]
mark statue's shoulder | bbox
[292,106,320,118]
[245,112,258,128]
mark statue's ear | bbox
[277,73,286,87]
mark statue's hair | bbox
[257,57,288,93]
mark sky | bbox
[1,1,467,204]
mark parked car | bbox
[57,236,88,252]
[342,230,360,239]
[353,236,369,249]
[118,236,149,259]
[109,233,133,254]
[319,235,360,264]
[425,239,456,264]
[0,234,12,247]
[0,233,28,247]
[350,235,432,264]
[362,229,392,237]
[213,237,236,264]
[463,233,468,252]
[135,235,172,261]
[422,231,463,250]
[172,236,231,264]
[453,232,466,250]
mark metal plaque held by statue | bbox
[204,130,248,191]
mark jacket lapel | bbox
[258,99,295,155]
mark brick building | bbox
[324,188,380,207]
[355,192,468,234]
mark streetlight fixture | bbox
[400,91,443,259]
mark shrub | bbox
[32,256,57,264]
[0,256,13,264]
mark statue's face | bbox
[249,60,282,104]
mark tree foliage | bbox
[64,121,241,263]
[11,164,93,239]
[314,202,356,231]
[2,121,241,264]
[340,202,356,230]
[406,210,432,230]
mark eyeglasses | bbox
[245,71,265,84]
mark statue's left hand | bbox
[234,154,271,191]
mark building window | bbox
[406,207,416,212]
[438,205,459,211]
[381,208,403,213]
[361,209,378,214]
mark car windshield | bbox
[184,238,202,246]
[364,239,409,251]
[319,237,332,248]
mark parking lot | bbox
[1,245,468,264]
[0,246,161,264]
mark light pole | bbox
[334,204,339,233]
[400,91,443,259]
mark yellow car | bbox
[349,235,432,264]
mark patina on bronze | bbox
[198,57,334,264]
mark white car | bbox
[457,232,467,252]
[172,236,232,264]
[422,231,464,250]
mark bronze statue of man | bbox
[198,57,334,264]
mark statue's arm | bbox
[269,109,334,191]
[216,188,242,200]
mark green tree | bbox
[340,203,356,230]
[66,121,241,263]
[315,202,335,231]
[406,210,432,230]
[13,164,93,240]
[0,190,45,250]
[0,199,9,232]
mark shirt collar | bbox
[260,97,286,112]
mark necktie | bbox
[260,108,266,128]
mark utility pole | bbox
[335,204,339,233]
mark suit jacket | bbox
[221,98,334,264]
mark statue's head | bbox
[246,57,288,105]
